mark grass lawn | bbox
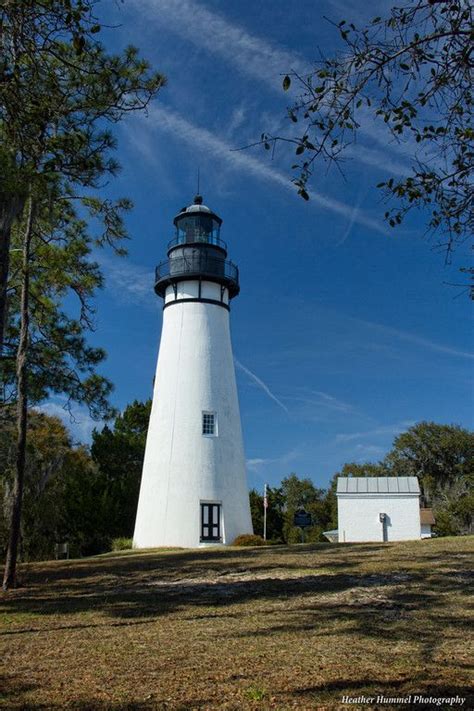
[0,536,472,710]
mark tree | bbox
[325,422,473,536]
[91,400,152,541]
[280,473,326,543]
[0,0,165,350]
[386,421,474,534]
[0,408,98,562]
[249,486,284,541]
[61,445,110,557]
[0,1,165,589]
[2,195,117,587]
[263,0,473,292]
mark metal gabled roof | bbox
[336,476,420,494]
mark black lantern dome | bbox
[154,196,240,302]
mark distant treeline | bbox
[0,402,472,561]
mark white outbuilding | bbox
[336,476,423,542]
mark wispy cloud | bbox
[246,446,302,473]
[135,0,308,92]
[285,389,356,415]
[312,390,356,413]
[346,143,412,178]
[335,174,374,245]
[134,0,417,177]
[226,106,248,138]
[235,358,289,414]
[35,401,103,444]
[335,420,415,443]
[355,443,385,455]
[97,253,155,306]
[246,457,268,471]
[354,317,474,361]
[354,443,386,461]
[136,105,387,235]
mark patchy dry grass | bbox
[0,537,472,710]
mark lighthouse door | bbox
[201,503,221,542]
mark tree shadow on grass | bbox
[0,571,373,620]
[15,541,393,587]
[0,675,39,703]
[0,566,468,639]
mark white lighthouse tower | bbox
[133,195,253,548]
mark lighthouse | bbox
[133,195,253,548]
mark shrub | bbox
[267,538,284,545]
[232,534,266,547]
[111,537,133,551]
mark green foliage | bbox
[266,0,473,290]
[1,3,164,585]
[232,534,266,547]
[387,421,473,488]
[280,473,328,543]
[249,486,284,540]
[245,686,266,702]
[91,400,151,540]
[0,408,103,561]
[0,0,166,362]
[3,199,115,417]
[0,1,165,183]
[250,475,335,543]
[249,489,263,534]
[386,421,474,535]
[2,409,470,564]
[0,401,152,562]
[111,537,133,552]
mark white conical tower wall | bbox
[133,280,253,548]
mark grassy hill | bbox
[0,537,472,710]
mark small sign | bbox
[294,509,312,528]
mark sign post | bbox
[293,508,312,543]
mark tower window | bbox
[202,411,217,436]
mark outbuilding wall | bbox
[337,494,421,542]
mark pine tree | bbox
[1,1,165,589]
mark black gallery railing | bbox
[155,254,239,287]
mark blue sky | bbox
[42,0,473,491]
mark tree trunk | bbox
[0,195,25,355]
[2,195,34,591]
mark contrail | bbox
[234,358,289,414]
[136,105,388,235]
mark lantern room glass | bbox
[175,214,221,246]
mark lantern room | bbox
[173,195,223,247]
